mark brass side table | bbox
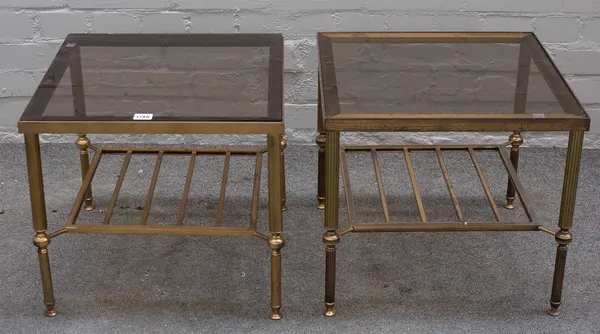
[18,33,286,319]
[316,32,589,316]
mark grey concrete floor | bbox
[0,143,599,333]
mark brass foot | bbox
[269,308,282,320]
[45,306,57,317]
[324,303,336,317]
[84,204,95,211]
[316,197,325,210]
[504,196,515,210]
[548,307,560,316]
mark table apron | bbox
[17,121,285,135]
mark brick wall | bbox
[0,0,599,146]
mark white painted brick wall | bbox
[93,12,141,33]
[554,51,600,74]
[483,16,534,31]
[387,15,436,31]
[0,13,32,41]
[464,0,562,12]
[141,13,188,33]
[189,14,237,33]
[582,19,600,43]
[39,11,87,38]
[436,15,484,30]
[535,18,582,43]
[0,71,40,98]
[0,0,600,147]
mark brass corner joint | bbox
[554,229,573,246]
[322,231,340,246]
[268,233,286,252]
[75,134,90,151]
[508,132,524,149]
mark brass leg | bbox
[323,131,340,317]
[505,131,523,209]
[549,229,572,316]
[280,135,287,212]
[76,134,94,211]
[316,72,326,210]
[267,134,285,320]
[316,133,326,210]
[25,133,57,317]
[548,130,583,316]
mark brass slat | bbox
[66,224,256,236]
[66,149,103,226]
[468,147,502,222]
[249,152,262,230]
[435,148,464,222]
[215,151,231,227]
[497,147,538,222]
[340,149,356,225]
[176,151,197,226]
[403,148,427,223]
[103,150,132,225]
[371,149,391,223]
[139,151,164,225]
[352,223,540,232]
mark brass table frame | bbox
[19,33,286,320]
[316,32,590,317]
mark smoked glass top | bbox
[20,34,283,122]
[318,32,587,121]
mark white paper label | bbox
[532,113,546,118]
[133,113,153,120]
[66,43,76,48]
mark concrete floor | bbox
[0,143,599,333]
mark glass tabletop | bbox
[20,34,283,123]
[318,32,588,124]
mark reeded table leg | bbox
[24,133,57,317]
[505,131,523,209]
[548,130,584,316]
[267,134,285,320]
[76,134,94,211]
[323,131,340,316]
[280,135,287,212]
[316,75,326,210]
[316,134,326,210]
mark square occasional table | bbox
[18,33,286,319]
[315,32,589,316]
